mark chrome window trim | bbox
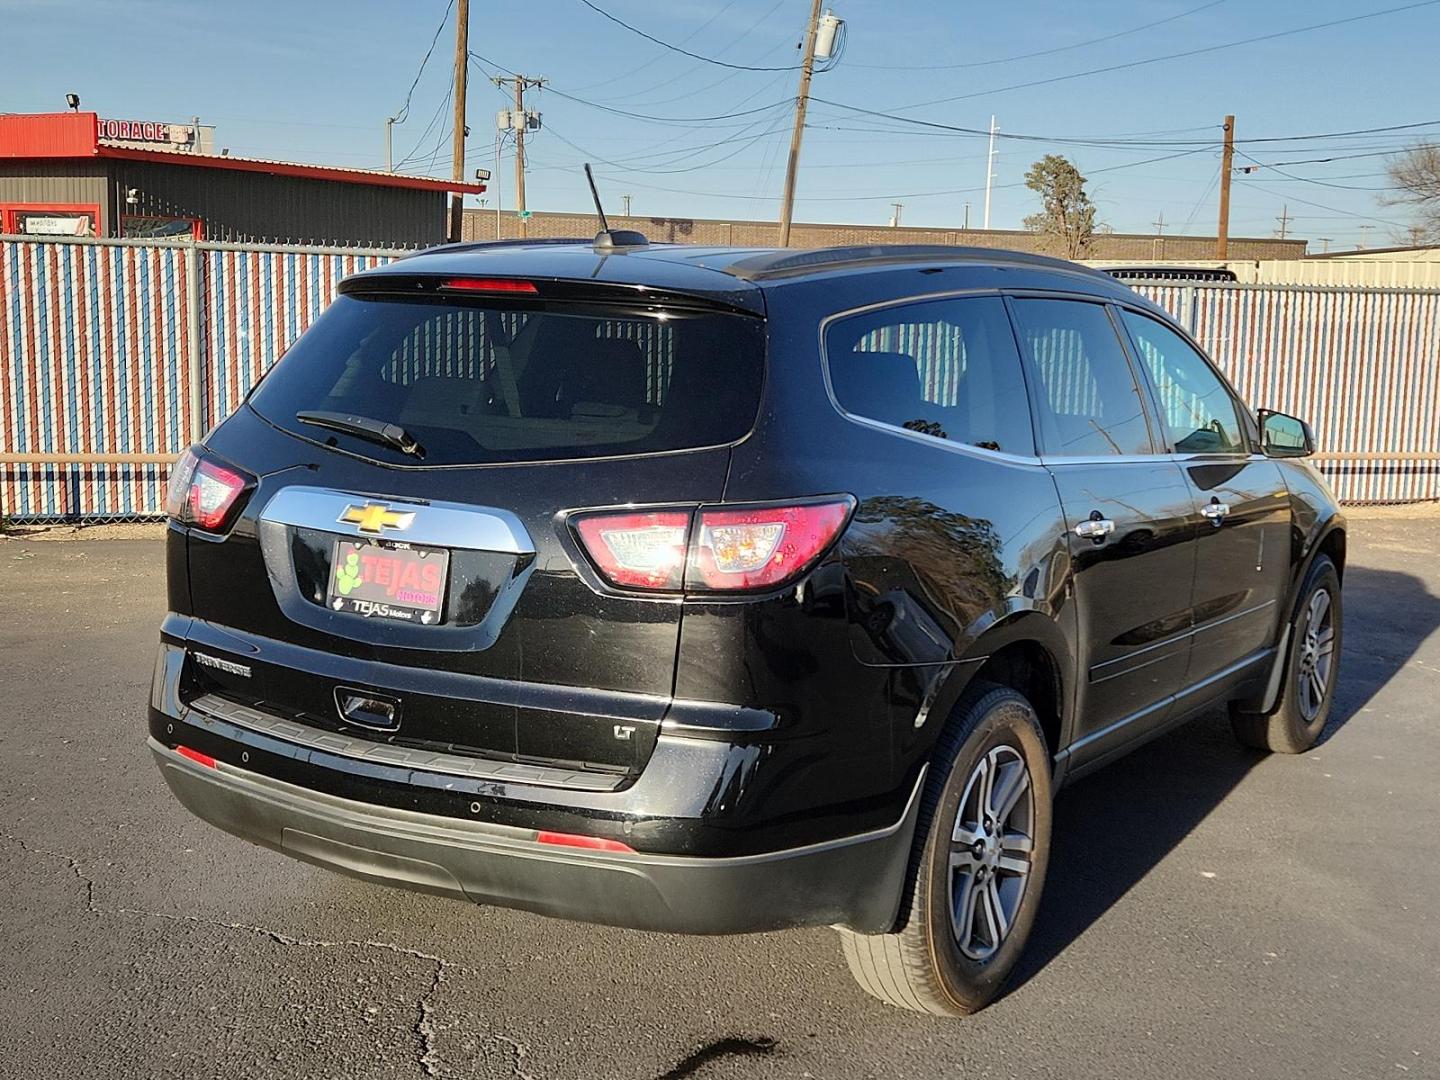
[1041,451,1262,466]
[816,287,1047,467]
[259,485,534,554]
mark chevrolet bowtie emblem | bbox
[338,503,415,534]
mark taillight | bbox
[165,445,254,532]
[573,511,690,590]
[690,501,852,591]
[571,498,852,594]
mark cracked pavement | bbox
[3,519,1439,1079]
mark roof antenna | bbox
[585,163,648,252]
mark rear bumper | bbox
[151,739,922,934]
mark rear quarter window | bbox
[823,295,1035,456]
[247,295,765,465]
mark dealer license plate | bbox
[326,539,449,625]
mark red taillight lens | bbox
[165,445,253,532]
[574,511,691,590]
[572,498,852,594]
[439,277,538,293]
[690,500,852,591]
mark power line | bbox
[471,50,791,125]
[393,0,455,124]
[584,0,791,106]
[1180,165,1223,234]
[568,0,747,92]
[575,0,803,71]
[810,100,1440,152]
[848,0,1229,71]
[582,144,1218,204]
[1238,184,1406,228]
[395,81,453,170]
[1242,147,1425,168]
[860,1,1440,113]
[1235,149,1396,192]
[1232,120,1440,146]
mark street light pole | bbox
[983,115,998,230]
[495,131,503,239]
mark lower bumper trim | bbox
[150,739,923,935]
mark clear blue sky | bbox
[7,0,1439,249]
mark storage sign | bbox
[99,118,191,144]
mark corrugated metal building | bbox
[0,112,483,247]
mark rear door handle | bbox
[1073,516,1115,541]
[1201,500,1231,525]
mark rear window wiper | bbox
[295,410,426,459]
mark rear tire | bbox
[1230,555,1342,754]
[839,683,1053,1016]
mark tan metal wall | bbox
[0,161,110,233]
[1089,258,1440,287]
[462,209,1306,261]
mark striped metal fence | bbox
[2,235,1438,520]
[1,236,395,520]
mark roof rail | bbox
[724,244,1115,283]
[407,236,594,258]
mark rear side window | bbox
[1120,310,1244,453]
[1011,298,1155,457]
[248,295,765,465]
[824,296,1035,455]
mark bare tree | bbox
[1385,143,1440,243]
[1023,154,1099,259]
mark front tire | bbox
[1231,554,1342,754]
[839,683,1053,1016]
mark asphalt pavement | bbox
[2,518,1437,1079]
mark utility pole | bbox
[1151,211,1167,259]
[778,0,825,247]
[963,201,971,230]
[1216,113,1235,259]
[1317,237,1333,253]
[983,115,998,230]
[448,0,470,242]
[889,202,903,227]
[1358,224,1374,249]
[621,194,632,217]
[492,74,546,238]
[1275,204,1292,240]
[385,116,394,172]
[512,77,527,237]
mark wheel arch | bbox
[926,612,1073,763]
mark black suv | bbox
[150,239,1344,1015]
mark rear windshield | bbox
[248,295,765,466]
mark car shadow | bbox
[1008,563,1440,992]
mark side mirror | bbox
[1258,408,1315,458]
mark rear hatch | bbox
[183,270,765,783]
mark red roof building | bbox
[0,112,485,247]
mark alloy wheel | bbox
[1297,587,1336,722]
[948,745,1035,961]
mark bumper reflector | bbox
[535,830,635,854]
[176,745,217,769]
